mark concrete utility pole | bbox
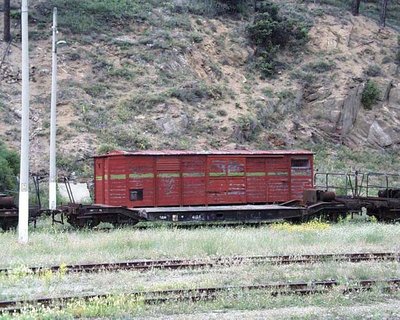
[18,0,30,244]
[49,7,57,211]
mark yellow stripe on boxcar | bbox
[157,173,180,178]
[110,174,126,180]
[182,173,205,178]
[246,172,266,177]
[129,173,155,179]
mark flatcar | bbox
[3,150,400,230]
[62,150,315,227]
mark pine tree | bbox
[351,0,361,16]
[379,0,389,28]
[3,0,11,42]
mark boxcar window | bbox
[291,159,310,168]
[130,189,144,201]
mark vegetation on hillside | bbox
[247,1,311,77]
[361,80,380,110]
[1,0,400,175]
[0,142,19,193]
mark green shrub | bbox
[232,115,260,143]
[37,0,158,34]
[0,143,19,193]
[190,32,204,43]
[97,144,117,155]
[303,60,336,73]
[365,64,382,77]
[361,80,380,110]
[247,1,310,77]
[169,82,223,103]
[105,126,151,150]
[217,109,228,117]
[121,92,168,113]
[83,83,111,98]
[290,68,316,84]
[173,0,249,16]
[107,65,136,81]
[395,50,400,65]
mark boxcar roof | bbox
[94,150,313,158]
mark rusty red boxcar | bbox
[94,150,313,208]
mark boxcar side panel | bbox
[107,156,129,207]
[182,156,206,205]
[103,157,110,205]
[265,156,290,202]
[94,150,314,208]
[127,156,155,207]
[207,157,228,204]
[246,157,267,203]
[94,158,105,204]
[290,155,313,200]
[156,157,181,206]
[226,158,246,204]
[207,156,247,205]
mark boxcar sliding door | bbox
[182,156,206,206]
[156,157,181,206]
[246,157,267,203]
[207,157,246,205]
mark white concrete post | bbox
[49,7,58,211]
[18,0,30,244]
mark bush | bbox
[173,0,249,16]
[97,144,116,155]
[365,64,382,77]
[247,1,310,77]
[0,143,19,193]
[170,82,223,103]
[36,0,158,34]
[232,115,260,143]
[361,80,380,110]
[217,109,228,116]
[104,126,151,150]
[303,60,336,73]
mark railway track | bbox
[1,278,400,314]
[1,252,398,275]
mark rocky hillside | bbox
[0,0,399,175]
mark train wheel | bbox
[112,216,139,228]
[67,216,100,229]
[0,218,18,231]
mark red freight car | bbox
[94,150,313,208]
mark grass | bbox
[1,219,400,318]
[0,275,399,319]
[36,0,160,34]
[1,220,400,268]
[2,260,399,300]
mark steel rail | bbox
[0,252,398,275]
[1,278,399,314]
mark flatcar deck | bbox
[131,204,307,222]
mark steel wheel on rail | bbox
[0,217,18,231]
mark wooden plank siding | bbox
[93,151,313,208]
